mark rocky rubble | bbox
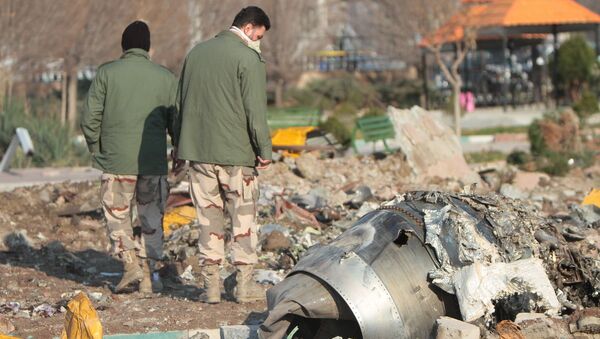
[0,132,598,337]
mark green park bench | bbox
[351,115,396,154]
[267,108,321,131]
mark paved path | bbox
[461,141,530,154]
[0,167,101,192]
[429,106,546,130]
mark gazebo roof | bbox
[477,0,600,27]
[421,0,600,46]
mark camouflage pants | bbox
[100,174,168,261]
[189,162,259,265]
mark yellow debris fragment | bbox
[271,126,316,158]
[582,189,600,208]
[163,205,196,236]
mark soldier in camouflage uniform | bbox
[174,7,272,303]
[82,21,177,294]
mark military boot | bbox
[139,259,163,294]
[115,250,143,293]
[200,264,221,304]
[235,265,264,303]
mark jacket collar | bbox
[217,30,247,45]
[121,48,150,60]
[216,30,265,62]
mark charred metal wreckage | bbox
[259,191,598,339]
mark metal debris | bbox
[260,190,600,338]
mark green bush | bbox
[525,111,596,176]
[527,119,545,156]
[375,79,421,108]
[290,75,380,110]
[553,36,596,100]
[531,150,593,177]
[573,90,599,120]
[333,102,359,117]
[319,116,351,145]
[0,101,90,168]
[363,107,385,117]
[536,152,570,176]
[507,150,532,165]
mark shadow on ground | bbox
[0,231,203,300]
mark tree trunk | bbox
[60,71,67,125]
[67,67,78,129]
[0,72,6,112]
[275,79,284,108]
[22,82,30,116]
[453,84,461,137]
[6,73,13,109]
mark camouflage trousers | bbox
[100,174,168,261]
[189,162,259,266]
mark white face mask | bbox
[247,38,261,54]
[230,26,262,54]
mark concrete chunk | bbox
[453,258,560,322]
[220,325,259,339]
[436,316,480,339]
[515,313,547,324]
[387,106,481,185]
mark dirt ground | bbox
[0,182,267,337]
[0,153,599,338]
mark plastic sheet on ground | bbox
[60,292,102,339]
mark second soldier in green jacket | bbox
[81,21,176,294]
[174,6,272,304]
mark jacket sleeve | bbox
[81,67,106,154]
[166,74,178,146]
[171,59,186,148]
[240,57,272,160]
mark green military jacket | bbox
[174,30,272,167]
[82,48,177,175]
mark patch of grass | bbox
[464,151,506,164]
[462,126,528,136]
[0,101,90,168]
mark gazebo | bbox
[421,0,600,108]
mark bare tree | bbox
[134,0,190,70]
[577,0,600,14]
[187,0,241,45]
[366,0,477,136]
[55,0,189,128]
[56,0,135,129]
[259,0,334,106]
[0,0,73,111]
[364,0,459,64]
[416,3,480,137]
[428,31,477,137]
[185,0,338,107]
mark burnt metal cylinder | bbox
[261,205,460,339]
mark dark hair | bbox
[232,6,271,31]
[121,21,151,52]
